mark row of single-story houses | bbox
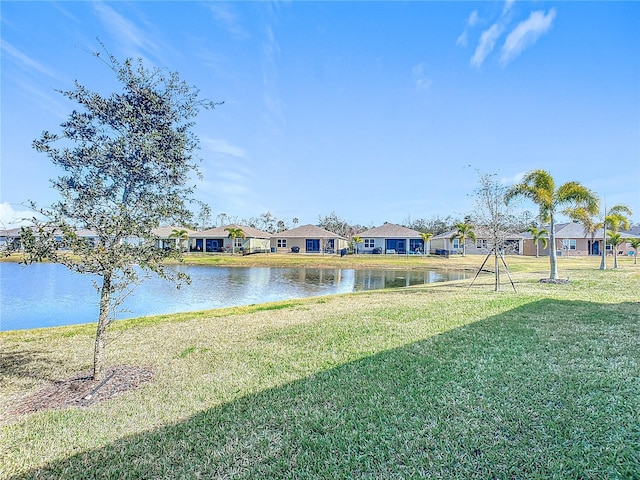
[2,222,639,257]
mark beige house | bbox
[151,226,198,252]
[189,224,271,254]
[358,223,424,254]
[270,224,348,254]
[521,222,639,257]
[430,228,523,255]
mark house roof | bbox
[433,227,524,240]
[190,224,271,239]
[272,224,345,239]
[520,222,640,240]
[152,226,198,238]
[358,223,423,239]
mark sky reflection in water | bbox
[0,263,467,331]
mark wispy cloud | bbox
[502,0,516,16]
[1,41,59,78]
[204,138,247,159]
[93,2,158,57]
[412,63,432,92]
[456,10,479,47]
[501,171,526,185]
[261,25,285,131]
[470,23,503,68]
[208,4,248,39]
[500,9,556,66]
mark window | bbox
[452,239,462,249]
[562,239,576,250]
[234,238,243,248]
[277,239,287,248]
[364,239,375,248]
[476,239,488,249]
[409,239,423,253]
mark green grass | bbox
[1,257,639,479]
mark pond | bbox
[0,262,468,331]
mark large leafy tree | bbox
[23,50,217,380]
[506,170,598,280]
[450,222,476,257]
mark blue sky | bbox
[1,1,639,229]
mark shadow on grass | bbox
[0,349,67,383]
[12,300,640,479]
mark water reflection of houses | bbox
[282,268,342,287]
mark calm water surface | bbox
[0,262,467,331]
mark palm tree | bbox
[420,232,433,256]
[607,232,625,268]
[570,206,601,255]
[627,237,640,265]
[450,222,476,257]
[605,205,632,233]
[506,170,599,280]
[224,227,246,254]
[527,226,548,258]
[169,228,189,252]
[569,203,631,263]
[352,235,362,255]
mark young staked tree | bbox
[472,172,523,291]
[506,170,599,281]
[24,50,217,380]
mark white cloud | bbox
[471,23,503,68]
[501,8,556,66]
[412,63,433,91]
[0,203,38,229]
[203,138,247,158]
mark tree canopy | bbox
[23,49,218,380]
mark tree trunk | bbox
[494,249,500,292]
[93,271,112,381]
[549,214,558,280]
[614,250,619,269]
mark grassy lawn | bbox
[1,256,639,478]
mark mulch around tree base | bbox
[539,278,570,284]
[8,365,155,418]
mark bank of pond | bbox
[0,262,468,331]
